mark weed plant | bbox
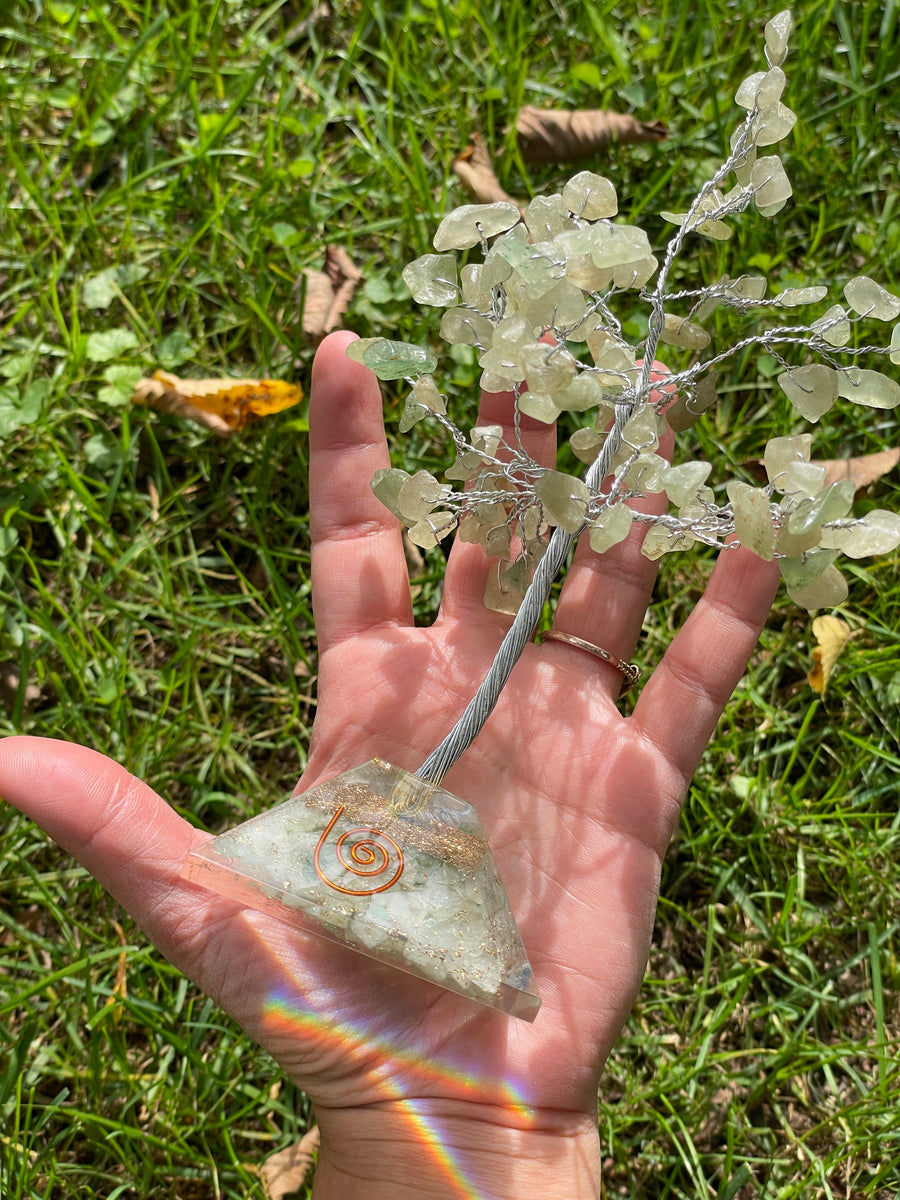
[1,2,898,1197]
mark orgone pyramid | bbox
[182,759,541,1021]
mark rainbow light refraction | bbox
[263,983,536,1199]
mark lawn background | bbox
[1,0,899,1196]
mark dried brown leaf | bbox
[132,371,303,436]
[516,106,667,165]
[819,446,900,490]
[451,135,523,209]
[260,1126,320,1200]
[301,246,362,339]
[745,446,900,493]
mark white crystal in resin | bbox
[182,760,541,1021]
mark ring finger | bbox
[548,372,674,698]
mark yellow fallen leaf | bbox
[133,370,303,435]
[808,614,853,696]
[103,920,128,1021]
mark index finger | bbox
[439,384,558,623]
[309,332,414,646]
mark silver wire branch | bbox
[415,398,634,787]
[400,38,900,785]
[670,324,889,394]
[414,113,767,788]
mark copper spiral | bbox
[314,805,404,896]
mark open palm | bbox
[0,331,778,1197]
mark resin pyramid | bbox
[182,759,541,1021]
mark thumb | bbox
[0,735,220,969]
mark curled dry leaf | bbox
[516,106,667,166]
[452,134,523,210]
[260,1125,320,1200]
[746,446,900,493]
[301,245,363,339]
[819,446,900,490]
[453,110,665,209]
[133,370,303,436]
[807,614,853,696]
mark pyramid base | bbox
[181,759,541,1021]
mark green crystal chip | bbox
[764,9,792,68]
[401,254,458,307]
[786,565,849,611]
[433,202,521,252]
[820,510,900,559]
[777,364,839,422]
[562,171,618,220]
[837,368,900,410]
[843,276,900,322]
[361,338,438,380]
[751,155,792,210]
[727,480,776,560]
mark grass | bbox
[1,0,899,1195]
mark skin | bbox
[0,331,779,1198]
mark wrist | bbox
[310,1101,600,1200]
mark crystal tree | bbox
[349,10,900,633]
[186,12,900,1020]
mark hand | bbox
[0,331,778,1198]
